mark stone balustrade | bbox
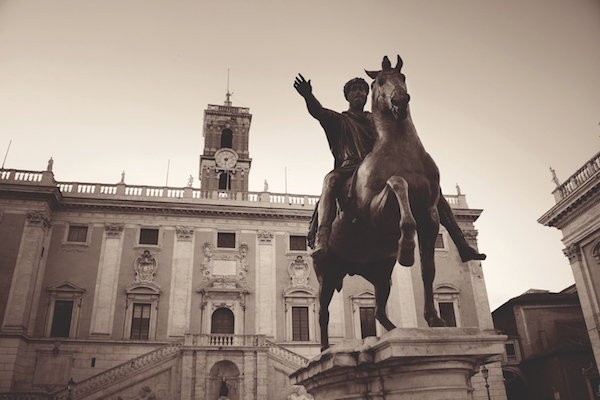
[553,150,600,202]
[0,168,470,209]
[184,333,267,347]
[266,341,309,368]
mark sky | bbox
[0,0,599,311]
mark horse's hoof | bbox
[398,246,415,266]
[459,246,487,262]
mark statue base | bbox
[290,328,506,400]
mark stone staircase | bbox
[52,340,183,400]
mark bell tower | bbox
[199,91,252,192]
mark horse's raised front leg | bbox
[386,176,417,266]
[416,207,446,327]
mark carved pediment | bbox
[47,281,85,294]
[350,290,375,300]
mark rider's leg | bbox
[438,194,486,262]
[312,170,343,262]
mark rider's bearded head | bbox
[344,78,369,99]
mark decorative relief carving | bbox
[127,250,161,292]
[197,241,251,307]
[105,223,124,237]
[563,243,582,264]
[463,229,478,245]
[289,256,310,287]
[176,226,194,241]
[27,210,51,229]
[258,230,274,243]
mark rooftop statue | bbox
[295,56,486,350]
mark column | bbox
[1,210,51,334]
[90,223,124,336]
[168,226,195,336]
[255,230,276,338]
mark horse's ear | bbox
[395,55,403,71]
[382,56,391,69]
[365,69,379,79]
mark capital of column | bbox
[105,223,124,238]
[26,210,51,230]
[563,243,582,264]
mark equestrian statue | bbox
[294,55,486,350]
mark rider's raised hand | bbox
[294,74,312,97]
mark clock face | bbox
[215,149,238,169]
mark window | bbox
[435,233,444,249]
[50,300,74,337]
[283,287,316,342]
[292,307,309,341]
[211,308,234,334]
[433,284,461,327]
[290,235,307,252]
[221,129,233,149]
[130,304,151,339]
[359,307,377,338]
[217,232,236,248]
[67,225,88,243]
[505,343,517,362]
[139,228,159,245]
[438,302,457,327]
[45,282,85,338]
[218,172,232,190]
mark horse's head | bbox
[366,55,410,120]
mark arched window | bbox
[211,307,234,334]
[221,129,233,149]
[219,172,232,190]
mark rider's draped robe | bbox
[307,108,377,247]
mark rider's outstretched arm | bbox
[294,74,325,119]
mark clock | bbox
[215,148,238,170]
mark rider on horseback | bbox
[294,74,485,264]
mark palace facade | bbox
[0,97,502,399]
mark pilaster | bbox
[168,226,195,337]
[1,210,51,334]
[90,223,124,337]
[255,230,276,338]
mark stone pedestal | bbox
[290,328,506,400]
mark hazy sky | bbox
[1,0,599,310]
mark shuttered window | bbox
[292,307,309,341]
[359,307,377,338]
[67,225,88,242]
[131,304,151,339]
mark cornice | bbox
[539,181,600,228]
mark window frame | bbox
[433,284,462,327]
[130,303,152,340]
[350,290,383,339]
[135,226,163,249]
[45,282,85,339]
[289,235,308,252]
[283,287,317,342]
[217,231,237,249]
[62,222,92,247]
[123,290,160,341]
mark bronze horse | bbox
[315,55,447,350]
